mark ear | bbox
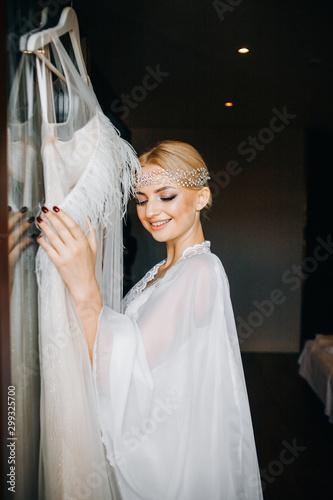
[196,187,211,211]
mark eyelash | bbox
[136,195,176,206]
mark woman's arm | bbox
[36,206,102,365]
[72,285,103,366]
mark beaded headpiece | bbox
[135,167,210,189]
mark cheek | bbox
[168,195,196,218]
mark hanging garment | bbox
[93,241,263,500]
[35,33,140,500]
[7,53,44,500]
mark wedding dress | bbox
[35,34,140,499]
[93,241,263,499]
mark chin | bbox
[149,230,170,242]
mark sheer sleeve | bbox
[93,253,263,500]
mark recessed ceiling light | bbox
[224,102,233,107]
[238,47,249,54]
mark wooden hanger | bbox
[23,7,88,86]
[19,7,49,52]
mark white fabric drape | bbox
[93,242,263,499]
[7,53,43,500]
[35,34,140,499]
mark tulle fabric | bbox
[35,34,140,499]
[93,242,263,499]
[7,53,44,500]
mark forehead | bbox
[135,164,179,191]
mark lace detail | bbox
[123,259,165,311]
[123,241,211,312]
[181,240,211,259]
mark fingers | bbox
[8,235,34,269]
[51,206,86,241]
[37,206,94,256]
[39,206,87,242]
[36,232,61,264]
[8,212,36,253]
[8,206,30,232]
[37,208,73,253]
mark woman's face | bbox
[135,164,204,243]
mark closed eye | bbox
[160,195,176,202]
[136,195,176,205]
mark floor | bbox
[242,353,333,500]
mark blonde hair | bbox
[139,140,212,210]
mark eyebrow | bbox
[135,186,176,195]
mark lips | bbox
[149,218,172,230]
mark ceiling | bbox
[76,0,333,130]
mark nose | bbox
[145,198,161,219]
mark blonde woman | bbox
[36,141,263,499]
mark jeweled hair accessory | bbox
[136,168,210,188]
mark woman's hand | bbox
[8,206,37,295]
[37,206,103,365]
[37,207,97,300]
[36,206,99,301]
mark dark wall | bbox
[301,129,333,343]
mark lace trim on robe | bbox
[123,241,211,312]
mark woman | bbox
[36,141,263,499]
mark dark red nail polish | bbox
[53,206,60,212]
[27,216,35,223]
[37,234,42,239]
[37,216,43,223]
[41,206,48,213]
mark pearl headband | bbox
[135,167,210,188]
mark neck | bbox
[163,223,205,269]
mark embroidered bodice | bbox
[123,241,211,312]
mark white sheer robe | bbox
[93,241,263,499]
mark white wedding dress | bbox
[35,34,140,499]
[93,241,263,499]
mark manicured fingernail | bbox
[27,216,35,223]
[20,206,28,213]
[37,216,43,224]
[8,206,11,212]
[30,233,38,239]
[41,206,48,213]
[37,234,42,239]
[53,206,60,212]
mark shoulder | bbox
[173,251,230,289]
[181,251,218,273]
